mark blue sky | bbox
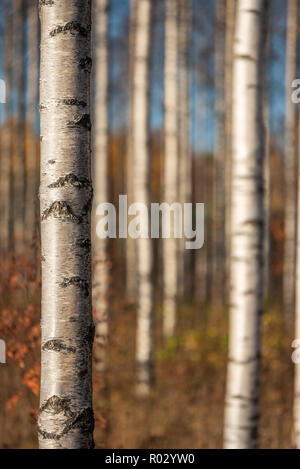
[107,0,288,153]
[0,0,289,153]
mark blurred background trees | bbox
[0,0,299,449]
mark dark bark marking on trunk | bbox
[38,406,94,446]
[42,339,76,353]
[79,56,92,72]
[76,238,91,250]
[66,113,91,131]
[61,98,87,107]
[41,201,81,224]
[49,22,91,38]
[59,276,90,297]
[48,174,91,190]
[39,0,55,7]
[39,395,73,417]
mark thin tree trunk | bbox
[132,0,153,395]
[224,0,235,295]
[0,2,13,254]
[294,114,300,448]
[195,95,209,305]
[263,16,270,298]
[26,1,39,246]
[212,0,226,302]
[14,0,26,250]
[224,0,266,449]
[163,0,178,338]
[178,0,192,299]
[283,0,298,328]
[38,0,94,449]
[126,0,138,300]
[92,0,110,373]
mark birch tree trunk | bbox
[224,0,236,293]
[38,0,94,449]
[224,0,266,449]
[195,94,209,305]
[283,0,298,328]
[14,0,26,250]
[126,0,138,300]
[263,10,270,298]
[294,115,300,448]
[27,1,39,245]
[178,0,191,299]
[92,0,109,372]
[132,0,153,395]
[163,0,178,338]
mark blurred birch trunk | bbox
[178,0,192,299]
[92,0,110,372]
[132,0,154,395]
[283,0,298,328]
[294,114,300,448]
[27,1,39,246]
[224,0,236,293]
[126,0,138,300]
[212,0,226,302]
[224,0,266,449]
[0,2,13,253]
[163,0,179,338]
[263,9,270,298]
[14,0,26,250]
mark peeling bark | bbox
[38,0,94,449]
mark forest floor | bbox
[0,253,294,448]
[96,299,293,449]
[0,298,293,448]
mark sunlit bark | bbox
[38,0,94,448]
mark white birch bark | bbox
[283,0,298,328]
[132,0,153,395]
[224,0,266,449]
[163,0,178,338]
[38,0,94,448]
[294,115,300,448]
[92,0,109,372]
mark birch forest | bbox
[2,0,300,451]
